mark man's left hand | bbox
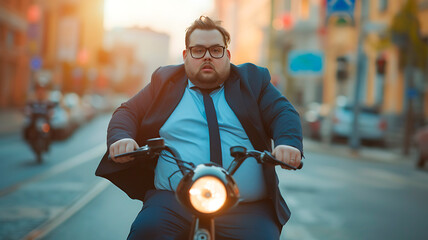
[272,145,301,169]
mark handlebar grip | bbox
[261,151,303,170]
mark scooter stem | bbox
[189,215,215,240]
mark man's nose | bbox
[203,49,212,59]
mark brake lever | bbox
[261,151,303,170]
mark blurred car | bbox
[50,102,72,140]
[331,103,387,146]
[414,125,428,168]
[63,93,95,130]
[303,102,323,140]
[49,90,72,140]
[84,94,112,114]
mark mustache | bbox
[200,63,215,70]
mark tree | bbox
[389,0,428,155]
[390,0,427,70]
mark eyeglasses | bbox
[188,46,225,59]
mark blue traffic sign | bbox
[30,56,42,70]
[327,0,355,18]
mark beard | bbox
[185,63,230,89]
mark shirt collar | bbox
[188,79,224,94]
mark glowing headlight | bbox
[188,176,227,213]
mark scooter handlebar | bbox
[259,151,303,170]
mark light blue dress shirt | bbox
[154,80,267,202]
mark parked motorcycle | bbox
[111,138,303,240]
[23,102,54,163]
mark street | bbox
[0,114,428,240]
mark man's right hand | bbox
[109,138,139,163]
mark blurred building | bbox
[214,0,271,65]
[103,27,170,93]
[0,0,105,110]
[216,0,428,132]
[214,0,324,106]
[305,0,428,143]
[0,0,32,108]
[271,0,324,106]
[36,0,105,95]
[347,0,426,119]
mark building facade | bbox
[103,27,170,93]
[0,0,105,109]
[214,0,428,142]
[0,0,32,107]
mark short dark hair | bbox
[185,16,231,49]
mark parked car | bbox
[50,102,72,140]
[331,103,387,146]
[63,93,95,130]
[84,93,112,114]
[303,102,323,140]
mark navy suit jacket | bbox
[95,63,303,225]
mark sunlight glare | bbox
[104,0,214,60]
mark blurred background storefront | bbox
[214,0,428,152]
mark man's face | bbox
[183,29,231,89]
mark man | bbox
[23,84,54,142]
[96,16,303,239]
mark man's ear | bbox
[183,49,187,60]
[226,49,231,60]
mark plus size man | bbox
[96,16,303,240]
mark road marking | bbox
[362,169,407,185]
[0,206,61,220]
[314,165,403,189]
[22,180,110,240]
[282,225,318,240]
[0,144,106,197]
[295,208,318,224]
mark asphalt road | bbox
[0,114,110,240]
[1,114,428,240]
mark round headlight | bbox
[188,176,227,214]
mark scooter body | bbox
[23,103,52,163]
[111,138,302,240]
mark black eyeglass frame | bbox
[188,45,226,59]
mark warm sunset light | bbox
[104,0,214,59]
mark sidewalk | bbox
[0,109,24,137]
[303,138,416,165]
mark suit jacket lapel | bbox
[140,73,188,142]
[225,70,269,151]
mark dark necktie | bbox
[199,88,222,166]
